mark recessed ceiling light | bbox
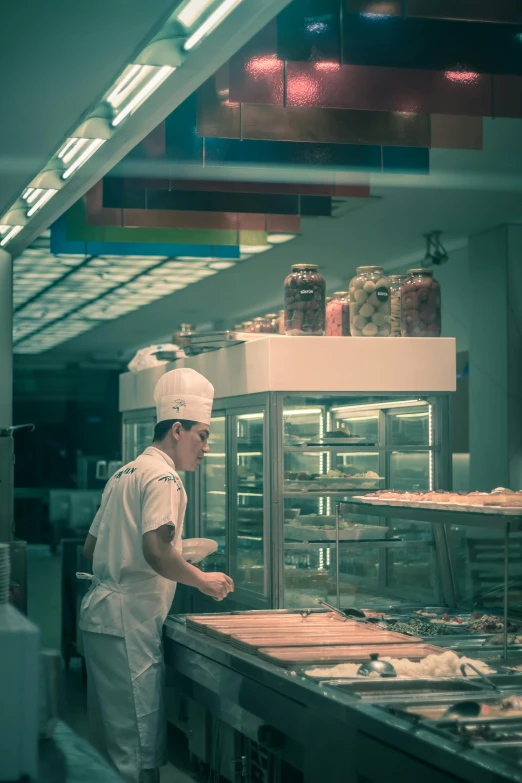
[239,244,270,254]
[267,233,296,244]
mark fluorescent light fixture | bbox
[62,138,89,165]
[331,400,426,413]
[178,0,216,27]
[237,413,264,420]
[22,188,34,200]
[239,244,270,254]
[58,138,81,160]
[0,225,23,246]
[26,189,57,217]
[62,138,105,179]
[107,64,152,108]
[396,412,429,419]
[112,66,174,127]
[268,233,296,244]
[184,0,245,51]
[209,260,236,270]
[283,408,322,417]
[24,188,43,205]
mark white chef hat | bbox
[154,368,214,426]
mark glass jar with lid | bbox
[252,317,266,333]
[278,309,285,335]
[262,314,279,334]
[284,264,326,336]
[243,321,255,333]
[326,291,350,336]
[400,269,441,337]
[349,266,391,336]
[388,275,406,337]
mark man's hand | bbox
[198,572,234,601]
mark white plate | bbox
[182,538,218,564]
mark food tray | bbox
[352,496,522,515]
[257,644,443,667]
[284,524,387,541]
[185,613,354,633]
[206,620,368,642]
[229,629,421,653]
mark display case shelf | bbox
[341,500,522,532]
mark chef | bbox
[79,367,233,783]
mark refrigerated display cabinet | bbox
[119,336,456,611]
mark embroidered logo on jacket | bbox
[171,398,187,413]
[158,473,182,491]
[115,467,136,479]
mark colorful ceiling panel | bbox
[277,2,522,73]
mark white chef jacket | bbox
[79,446,187,637]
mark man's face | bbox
[174,422,210,471]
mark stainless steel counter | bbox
[164,615,522,783]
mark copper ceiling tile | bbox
[430,114,483,150]
[240,104,430,147]
[286,62,493,117]
[346,0,522,22]
[85,181,123,227]
[120,209,301,233]
[492,74,522,118]
[345,1,401,14]
[163,179,370,195]
[197,75,240,139]
[266,214,301,232]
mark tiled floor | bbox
[26,545,199,783]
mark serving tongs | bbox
[315,600,389,629]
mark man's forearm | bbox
[148,546,205,589]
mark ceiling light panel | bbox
[62,138,106,180]
[177,0,217,28]
[0,225,23,247]
[109,65,175,128]
[184,0,245,51]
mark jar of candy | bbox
[284,264,326,336]
[252,317,266,333]
[243,321,255,333]
[279,309,285,334]
[262,314,279,333]
[388,275,405,337]
[349,267,391,336]
[326,291,350,336]
[400,269,441,337]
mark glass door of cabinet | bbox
[122,414,156,462]
[230,409,267,600]
[198,415,227,574]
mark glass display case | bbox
[192,392,450,611]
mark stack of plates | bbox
[0,543,10,604]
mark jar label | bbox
[376,286,389,303]
[298,287,315,301]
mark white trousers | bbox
[83,631,164,783]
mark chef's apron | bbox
[78,568,176,777]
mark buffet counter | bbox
[164,613,522,783]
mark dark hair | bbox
[153,419,198,442]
